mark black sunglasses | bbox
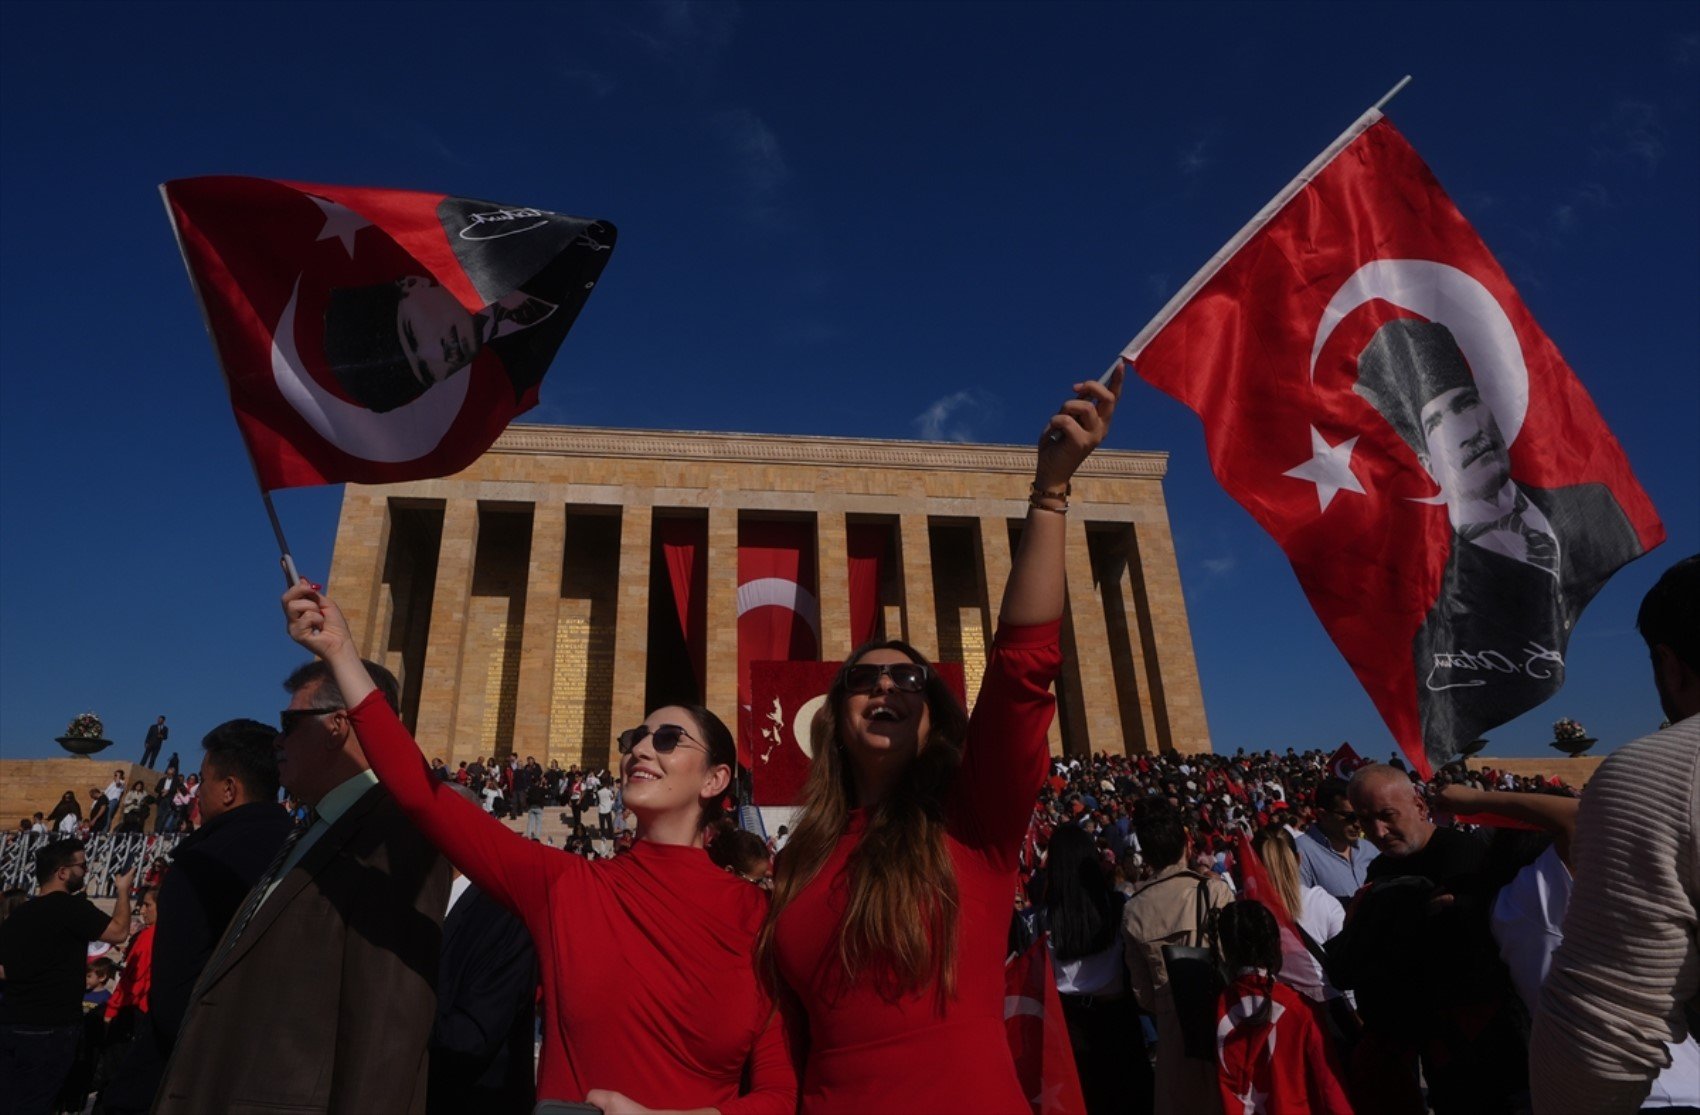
[616,723,703,756]
[278,707,345,736]
[843,662,929,694]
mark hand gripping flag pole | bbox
[160,185,303,588]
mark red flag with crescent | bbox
[162,177,616,489]
[1003,934,1087,1115]
[1324,742,1369,782]
[1128,116,1663,777]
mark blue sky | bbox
[1,2,1695,765]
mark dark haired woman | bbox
[1215,900,1351,1115]
[758,368,1122,1113]
[282,584,794,1115]
[1040,822,1152,1115]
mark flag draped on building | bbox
[162,177,616,490]
[1127,115,1663,776]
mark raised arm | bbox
[953,365,1123,853]
[282,581,573,921]
[1432,783,1579,865]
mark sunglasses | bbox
[843,661,929,694]
[616,724,704,756]
[278,707,345,736]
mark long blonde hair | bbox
[757,639,969,1001]
[1252,826,1304,921]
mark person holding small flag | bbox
[281,582,795,1115]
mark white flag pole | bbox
[1115,75,1414,368]
[159,184,303,588]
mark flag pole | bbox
[159,184,303,589]
[1117,75,1414,366]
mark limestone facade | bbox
[326,425,1212,772]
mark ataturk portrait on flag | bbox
[1350,318,1645,764]
[1128,117,1665,777]
[162,177,616,490]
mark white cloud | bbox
[561,67,615,100]
[1179,137,1211,176]
[913,389,1000,442]
[1201,556,1237,576]
[1592,99,1665,173]
[713,108,791,228]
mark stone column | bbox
[608,505,653,750]
[415,499,479,761]
[512,502,565,761]
[815,511,851,664]
[326,489,390,655]
[705,506,739,718]
[1134,516,1212,753]
[1113,528,1162,755]
[1063,516,1125,754]
[978,516,1013,626]
[897,514,939,657]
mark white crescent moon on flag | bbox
[1217,994,1285,1059]
[271,278,470,462]
[736,577,822,638]
[792,694,828,760]
[1309,259,1530,447]
[1003,995,1044,1021]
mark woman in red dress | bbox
[758,367,1123,1113]
[282,585,794,1115]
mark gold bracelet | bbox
[1028,493,1068,514]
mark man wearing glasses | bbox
[1297,776,1378,906]
[155,658,450,1115]
[0,840,137,1115]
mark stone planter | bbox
[55,735,114,757]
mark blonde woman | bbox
[1250,825,1344,1002]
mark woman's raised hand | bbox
[282,579,356,663]
[1035,361,1125,492]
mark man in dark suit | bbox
[153,660,450,1115]
[428,788,538,1115]
[140,716,167,769]
[99,719,291,1113]
[1354,319,1645,768]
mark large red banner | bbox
[1131,118,1663,777]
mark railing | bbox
[0,832,184,897]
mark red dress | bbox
[105,924,154,1020]
[348,694,794,1115]
[773,621,1060,1114]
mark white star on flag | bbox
[308,195,369,256]
[1283,426,1365,512]
[1235,1083,1270,1114]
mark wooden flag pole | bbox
[1117,75,1415,365]
[159,183,304,589]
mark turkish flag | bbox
[737,521,820,767]
[1325,742,1369,782]
[162,177,615,489]
[1003,934,1087,1115]
[1129,118,1663,777]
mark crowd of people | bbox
[0,373,1694,1115]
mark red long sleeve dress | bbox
[347,694,795,1115]
[772,621,1061,1114]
